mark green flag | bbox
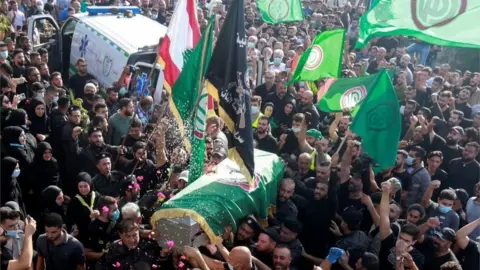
[356,0,480,49]
[170,17,215,183]
[351,69,401,171]
[291,29,345,83]
[257,0,304,24]
[152,150,284,244]
[316,71,387,116]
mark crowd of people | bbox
[1,0,480,269]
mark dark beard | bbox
[446,138,457,145]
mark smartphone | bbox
[18,93,26,101]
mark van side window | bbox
[33,18,57,46]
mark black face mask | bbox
[84,93,94,100]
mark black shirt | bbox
[85,218,118,252]
[440,145,463,171]
[36,230,86,270]
[254,133,277,154]
[455,101,472,119]
[69,72,96,99]
[416,236,459,270]
[447,158,480,196]
[378,233,425,270]
[457,239,480,270]
[253,83,276,101]
[278,130,299,156]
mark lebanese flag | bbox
[158,0,200,93]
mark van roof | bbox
[74,12,168,55]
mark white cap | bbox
[178,170,189,182]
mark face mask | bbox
[36,92,45,99]
[292,127,301,133]
[0,51,7,59]
[5,230,18,238]
[52,96,59,103]
[111,209,120,221]
[119,87,127,96]
[406,156,414,166]
[85,93,94,100]
[11,169,21,178]
[251,106,258,114]
[438,205,452,214]
[247,42,255,48]
[21,124,28,129]
[152,14,158,20]
[274,58,282,65]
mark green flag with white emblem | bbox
[257,0,304,24]
[291,29,345,83]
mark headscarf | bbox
[27,98,49,136]
[2,108,27,128]
[41,185,64,215]
[0,157,25,213]
[2,126,23,145]
[34,141,53,163]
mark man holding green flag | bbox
[257,0,304,23]
[356,0,480,49]
[291,29,345,83]
[351,69,401,171]
[170,17,215,183]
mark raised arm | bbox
[456,217,480,249]
[379,181,392,240]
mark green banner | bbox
[257,0,304,24]
[356,0,480,49]
[151,150,284,244]
[351,69,401,171]
[291,29,344,83]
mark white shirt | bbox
[8,10,25,29]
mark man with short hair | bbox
[446,142,480,196]
[251,228,280,268]
[405,146,431,207]
[254,116,277,154]
[108,98,134,145]
[36,213,85,270]
[455,86,473,118]
[273,245,293,270]
[69,58,96,99]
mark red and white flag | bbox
[158,0,201,92]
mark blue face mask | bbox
[251,106,259,114]
[438,205,451,214]
[52,96,59,103]
[0,51,8,59]
[11,169,21,178]
[111,209,120,222]
[5,230,18,238]
[273,58,282,65]
[152,14,158,20]
[247,42,255,48]
[406,156,414,166]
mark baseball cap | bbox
[262,227,281,243]
[433,227,456,242]
[282,218,302,234]
[178,170,189,182]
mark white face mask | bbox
[36,92,45,99]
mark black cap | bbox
[241,215,261,233]
[95,152,112,162]
[433,227,456,242]
[282,218,302,234]
[262,227,280,243]
[88,127,103,136]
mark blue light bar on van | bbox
[86,6,142,16]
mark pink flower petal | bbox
[169,193,175,198]
[114,262,121,268]
[128,185,133,189]
[156,170,161,174]
[152,265,158,269]
[134,183,140,189]
[136,175,144,182]
[180,255,186,260]
[157,192,166,199]
[178,262,185,267]
[102,206,109,213]
[118,241,123,245]
[167,240,175,248]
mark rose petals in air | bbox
[118,241,123,246]
[113,262,121,268]
[102,206,109,213]
[134,183,140,190]
[152,264,158,269]
[136,176,144,182]
[180,255,186,260]
[128,185,133,189]
[167,240,175,248]
[157,192,166,201]
[178,261,185,267]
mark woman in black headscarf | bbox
[67,172,99,243]
[28,142,60,195]
[270,99,296,138]
[2,108,37,150]
[26,98,50,142]
[0,157,26,215]
[1,126,35,170]
[40,185,66,220]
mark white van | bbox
[27,6,167,92]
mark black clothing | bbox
[26,98,50,140]
[440,145,463,171]
[36,231,85,270]
[67,191,99,244]
[270,199,298,226]
[378,233,425,270]
[49,108,68,157]
[298,103,320,129]
[122,159,159,196]
[76,143,120,177]
[1,157,26,215]
[416,236,459,270]
[86,218,118,254]
[264,92,294,120]
[92,171,128,197]
[254,133,277,154]
[69,72,96,99]
[253,83,276,101]
[28,142,60,195]
[446,158,480,197]
[430,169,449,201]
[457,239,480,270]
[278,129,299,156]
[455,101,472,119]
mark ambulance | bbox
[27,6,167,93]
